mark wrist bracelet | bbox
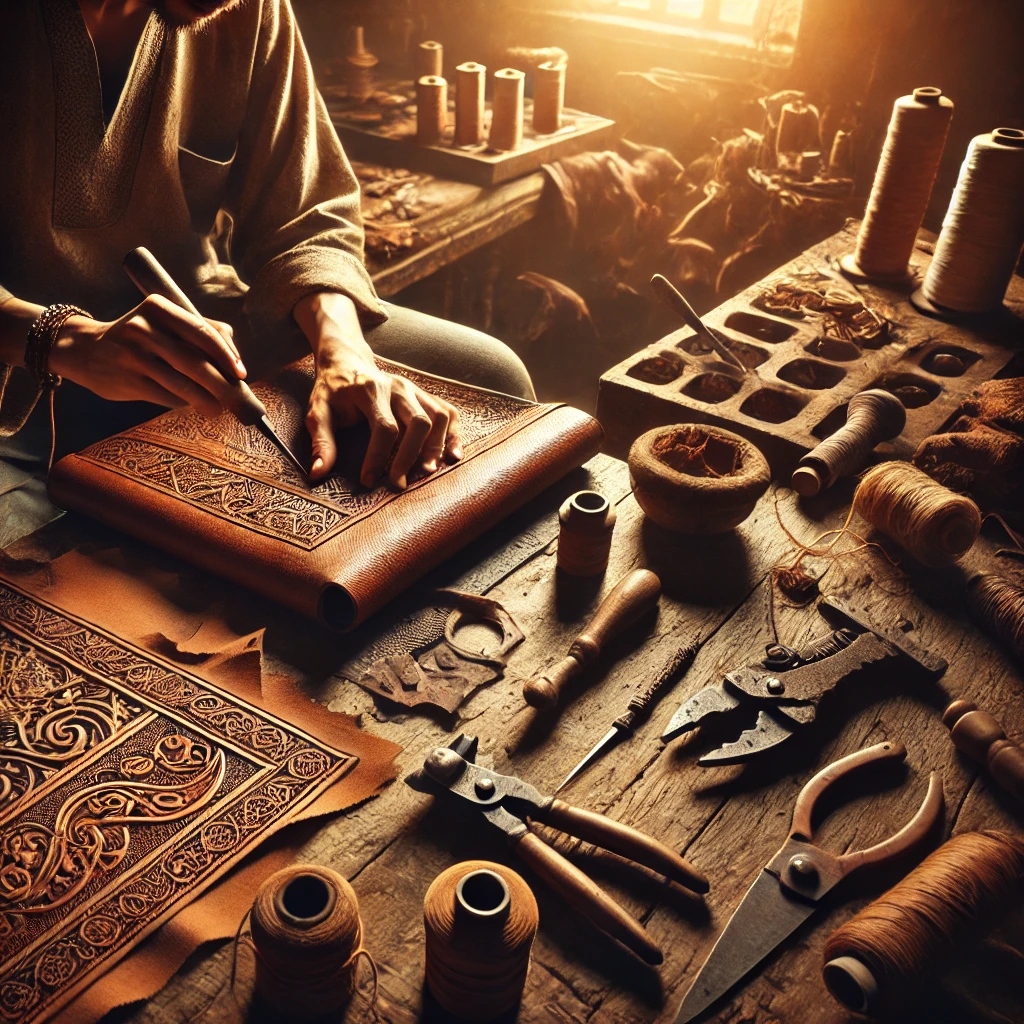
[25,303,91,390]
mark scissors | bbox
[673,740,944,1023]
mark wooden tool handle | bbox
[540,799,709,893]
[523,569,661,708]
[944,700,1024,803]
[514,832,663,964]
[622,636,700,724]
[123,246,267,427]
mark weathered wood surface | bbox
[102,451,1024,1024]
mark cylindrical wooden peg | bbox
[557,490,616,577]
[416,75,448,147]
[455,62,486,147]
[533,60,565,135]
[417,40,443,79]
[490,68,524,151]
[943,699,1024,803]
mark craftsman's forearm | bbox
[0,295,45,367]
[294,291,375,369]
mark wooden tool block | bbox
[597,221,1024,472]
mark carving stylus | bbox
[123,246,306,476]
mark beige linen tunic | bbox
[0,0,384,434]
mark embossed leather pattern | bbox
[49,357,603,630]
[0,580,360,1024]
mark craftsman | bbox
[0,0,534,544]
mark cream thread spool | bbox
[417,40,443,79]
[841,88,953,283]
[490,68,525,151]
[533,60,566,135]
[914,127,1024,316]
[557,490,616,577]
[455,62,486,147]
[416,75,448,147]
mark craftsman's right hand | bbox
[49,295,246,419]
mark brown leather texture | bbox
[48,357,603,630]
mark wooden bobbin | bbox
[416,75,448,147]
[533,61,565,135]
[417,40,443,79]
[490,68,525,151]
[943,699,1024,804]
[557,490,616,577]
[454,62,486,147]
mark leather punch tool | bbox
[662,595,948,765]
[407,734,709,965]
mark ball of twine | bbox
[967,572,1024,661]
[854,461,981,567]
[424,860,538,1021]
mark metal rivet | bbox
[788,854,819,886]
[766,677,785,695]
[475,777,495,798]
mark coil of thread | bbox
[424,861,539,1021]
[775,98,820,158]
[490,68,525,151]
[557,490,616,577]
[417,75,448,147]
[918,127,1024,314]
[943,699,1024,804]
[854,461,981,567]
[841,88,953,282]
[533,60,566,135]
[792,390,906,497]
[455,62,486,146]
[344,27,379,103]
[966,572,1024,661]
[249,865,370,1020]
[417,40,443,79]
[822,830,1024,1016]
[828,128,854,178]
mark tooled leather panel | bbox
[0,581,356,1024]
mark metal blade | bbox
[255,415,307,477]
[662,685,741,742]
[556,726,625,793]
[698,711,796,766]
[673,870,816,1024]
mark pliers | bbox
[408,734,709,964]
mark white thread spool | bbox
[841,88,953,283]
[455,62,486,147]
[490,68,525,151]
[417,41,443,79]
[916,128,1024,315]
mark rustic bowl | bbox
[627,424,770,534]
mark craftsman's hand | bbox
[50,296,246,418]
[294,291,463,489]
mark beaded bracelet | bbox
[24,303,91,389]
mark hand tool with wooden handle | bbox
[944,699,1024,803]
[523,568,662,709]
[123,246,307,476]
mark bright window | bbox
[588,0,802,41]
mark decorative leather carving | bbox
[0,581,358,1024]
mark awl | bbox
[123,246,307,477]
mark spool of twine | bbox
[792,390,906,496]
[776,99,820,156]
[853,461,981,567]
[843,88,953,281]
[967,572,1024,661]
[416,75,448,147]
[822,831,1024,1016]
[455,62,486,146]
[417,40,443,79]
[557,490,617,576]
[490,68,525,151]
[921,127,1024,313]
[828,128,854,178]
[533,60,566,135]
[424,861,538,1021]
[248,865,374,1020]
[344,26,379,103]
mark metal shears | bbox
[408,734,709,965]
[674,740,944,1023]
[662,595,948,765]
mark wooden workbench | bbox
[20,435,1011,1023]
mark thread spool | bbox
[966,572,1024,662]
[417,40,443,79]
[416,75,448,147]
[533,60,566,135]
[344,26,379,103]
[828,128,854,178]
[841,88,953,283]
[424,861,538,1021]
[792,390,906,496]
[913,128,1024,316]
[557,490,617,577]
[822,831,1024,1016]
[455,62,486,147]
[943,700,1024,803]
[249,865,368,1020]
[775,99,820,157]
[490,68,525,151]
[854,461,981,567]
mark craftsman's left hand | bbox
[294,291,462,488]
